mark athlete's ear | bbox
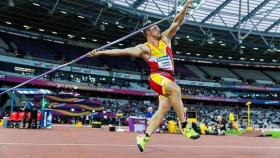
[142,20,152,37]
[143,29,148,38]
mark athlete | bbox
[89,0,200,152]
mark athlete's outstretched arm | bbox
[162,0,192,40]
[89,44,148,58]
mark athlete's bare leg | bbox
[164,81,186,123]
[145,95,171,136]
[137,80,199,152]
[163,81,199,139]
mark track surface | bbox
[0,126,279,158]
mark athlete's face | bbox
[147,25,161,40]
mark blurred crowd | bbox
[0,69,279,100]
[100,99,280,129]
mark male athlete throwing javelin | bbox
[90,0,200,152]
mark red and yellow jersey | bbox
[145,40,174,74]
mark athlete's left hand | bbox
[88,50,99,57]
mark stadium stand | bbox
[185,65,207,80]
[263,71,280,83]
[199,66,242,82]
[0,36,9,53]
[187,104,280,129]
[0,32,279,87]
[1,33,57,59]
[175,63,200,79]
[232,69,275,85]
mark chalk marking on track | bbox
[0,143,279,149]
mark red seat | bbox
[16,112,25,121]
[9,112,17,121]
[37,112,42,121]
[26,112,31,120]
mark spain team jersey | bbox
[145,40,174,74]
[145,40,175,96]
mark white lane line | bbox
[0,143,279,149]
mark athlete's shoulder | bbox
[137,44,150,52]
[137,44,151,60]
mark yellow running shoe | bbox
[136,135,150,152]
[182,124,200,140]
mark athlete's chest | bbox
[150,42,169,58]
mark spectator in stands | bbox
[89,0,199,152]
[20,101,38,129]
[145,106,154,121]
[215,115,226,135]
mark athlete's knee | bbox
[162,105,170,114]
[159,104,170,114]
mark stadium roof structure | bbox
[113,0,280,34]
[0,0,279,63]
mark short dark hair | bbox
[142,21,153,37]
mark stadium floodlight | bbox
[23,25,31,29]
[107,0,113,8]
[118,25,124,29]
[240,45,246,49]
[68,34,74,38]
[32,3,40,7]
[102,22,108,25]
[78,15,85,19]
[206,32,215,44]
[8,0,14,7]
[208,41,213,44]
[60,11,67,14]
[267,44,277,53]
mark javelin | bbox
[0,16,172,95]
